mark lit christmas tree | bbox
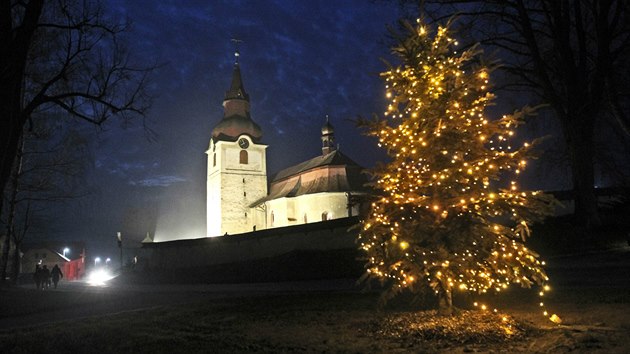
[358,20,558,317]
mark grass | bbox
[1,288,629,353]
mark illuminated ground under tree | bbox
[358,20,557,316]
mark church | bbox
[206,52,368,237]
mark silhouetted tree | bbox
[0,0,153,222]
[1,118,90,282]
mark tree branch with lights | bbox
[358,20,560,321]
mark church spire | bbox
[321,114,336,155]
[225,39,249,101]
[211,42,262,143]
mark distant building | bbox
[205,51,368,237]
[21,243,86,280]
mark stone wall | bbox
[143,216,360,270]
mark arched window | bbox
[213,153,216,167]
[321,211,328,221]
[271,211,275,226]
[304,213,308,223]
[240,150,248,164]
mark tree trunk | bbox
[0,231,10,283]
[0,234,8,283]
[566,117,602,230]
[0,97,24,223]
[9,241,21,284]
[0,122,22,282]
[0,0,45,217]
[0,137,24,282]
[438,285,453,316]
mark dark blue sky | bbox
[42,0,412,258]
[39,1,576,261]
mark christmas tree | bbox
[358,20,557,316]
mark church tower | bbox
[206,49,268,236]
[321,115,336,155]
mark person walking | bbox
[41,265,51,289]
[33,264,42,290]
[51,264,64,289]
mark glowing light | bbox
[87,269,116,286]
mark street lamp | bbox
[105,257,111,266]
[63,247,70,257]
[95,257,101,266]
[117,232,123,271]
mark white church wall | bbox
[206,140,222,237]
[265,192,360,229]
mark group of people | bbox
[34,264,63,290]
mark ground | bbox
[0,245,628,353]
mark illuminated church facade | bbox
[206,53,367,237]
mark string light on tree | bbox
[358,19,560,322]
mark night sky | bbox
[37,0,410,258]
[37,1,572,261]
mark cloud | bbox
[129,175,187,187]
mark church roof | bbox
[321,115,334,135]
[272,150,361,182]
[250,150,367,206]
[212,114,262,142]
[211,56,263,143]
[224,62,249,101]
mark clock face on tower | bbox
[238,138,249,149]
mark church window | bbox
[244,191,246,197]
[240,150,248,164]
[322,211,329,221]
[271,211,275,226]
[304,214,308,223]
[245,212,247,217]
[243,178,245,183]
[213,153,216,167]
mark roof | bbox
[224,63,249,101]
[212,114,262,142]
[272,150,361,182]
[211,60,263,143]
[321,115,334,134]
[250,150,368,206]
[22,247,71,262]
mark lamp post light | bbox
[95,257,101,267]
[117,232,123,271]
[105,257,111,266]
[63,247,70,257]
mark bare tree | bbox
[405,0,630,229]
[1,0,154,220]
[1,117,91,282]
[0,137,24,282]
